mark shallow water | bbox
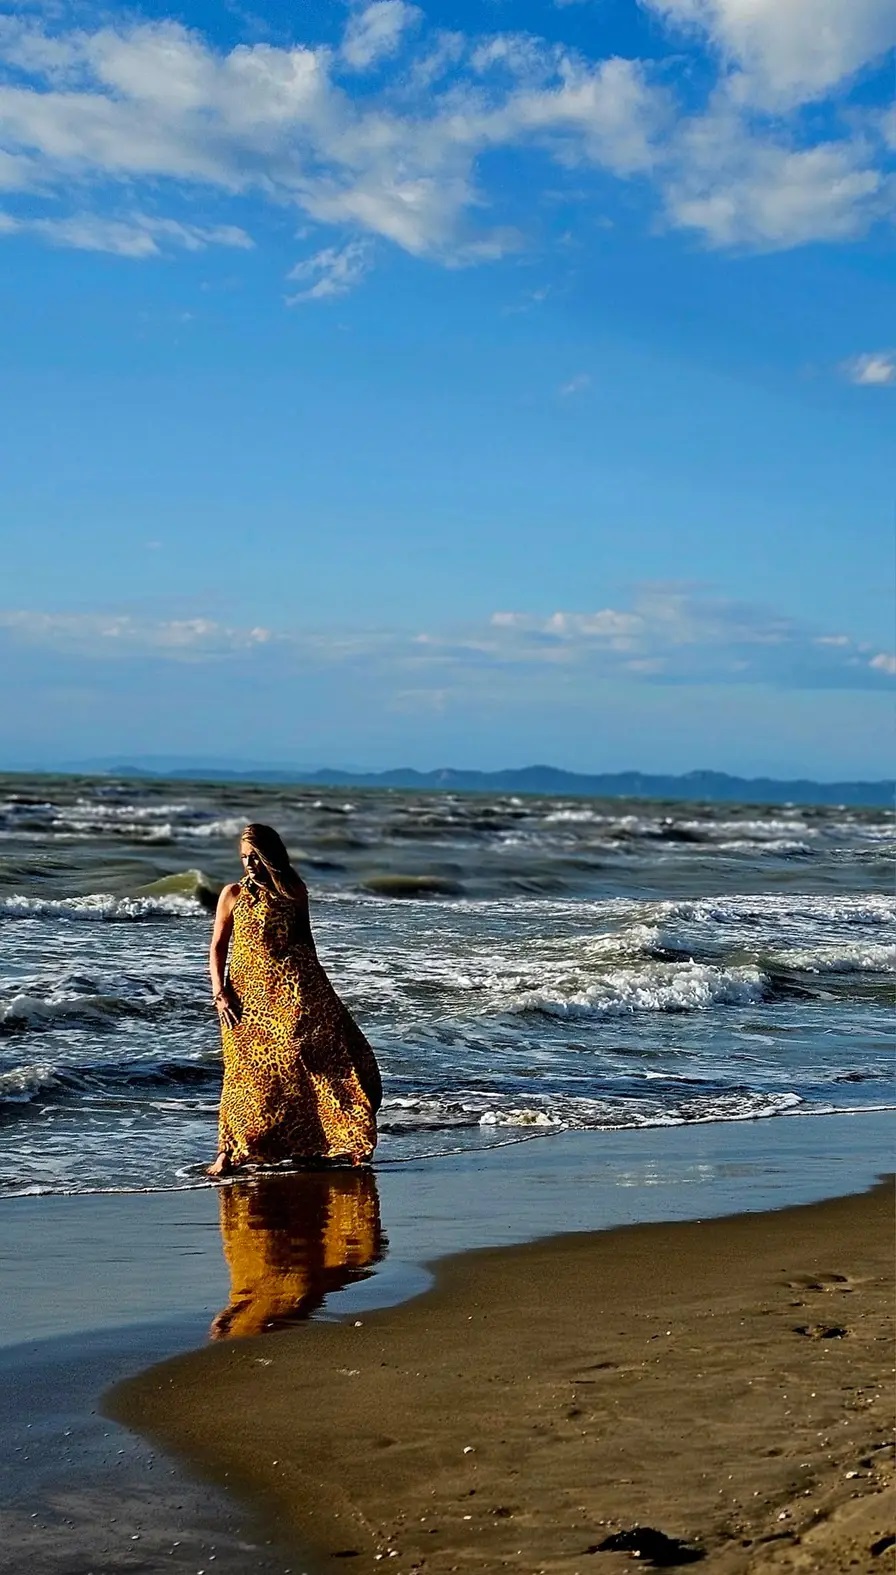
[0,773,893,1195]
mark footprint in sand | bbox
[793,1323,850,1339]
[786,1271,856,1294]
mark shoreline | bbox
[108,1177,895,1575]
[2,1114,893,1574]
[4,1112,895,1350]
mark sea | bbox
[0,773,893,1197]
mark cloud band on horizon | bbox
[1,585,892,694]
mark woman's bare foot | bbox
[206,1151,231,1178]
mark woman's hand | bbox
[214,985,241,1029]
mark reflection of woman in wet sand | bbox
[211,1169,385,1339]
[208,823,382,1177]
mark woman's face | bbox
[240,840,261,877]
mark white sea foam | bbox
[0,1062,60,1102]
[506,962,766,1019]
[3,796,247,843]
[543,808,606,824]
[51,800,193,832]
[0,992,114,1029]
[46,814,243,841]
[478,1092,805,1128]
[479,1108,566,1127]
[72,798,192,819]
[770,942,896,974]
[655,894,896,929]
[180,817,245,838]
[378,1086,806,1135]
[1,893,204,920]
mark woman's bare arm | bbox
[209,884,240,1025]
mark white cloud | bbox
[485,588,894,689]
[842,351,896,386]
[644,4,896,249]
[342,2,420,72]
[0,3,891,279]
[1,590,893,691]
[287,238,372,301]
[0,15,532,261]
[464,53,668,177]
[0,208,252,255]
[664,114,886,247]
[547,610,643,639]
[0,145,38,188]
[644,0,896,110]
[0,611,272,654]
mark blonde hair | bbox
[240,823,304,903]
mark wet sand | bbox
[109,1177,894,1575]
[0,1320,310,1575]
[3,1118,893,1574]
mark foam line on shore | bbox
[4,1104,894,1199]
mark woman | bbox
[207,823,382,1176]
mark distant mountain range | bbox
[38,757,895,808]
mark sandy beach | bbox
[110,1181,894,1575]
[99,1125,893,1575]
[2,1118,893,1575]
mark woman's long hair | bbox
[240,823,304,903]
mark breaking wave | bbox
[1,892,207,921]
[505,962,766,1019]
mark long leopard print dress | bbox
[217,877,381,1166]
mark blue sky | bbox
[1,0,894,778]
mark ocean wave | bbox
[0,1053,218,1110]
[505,962,766,1019]
[48,817,243,842]
[180,817,244,839]
[136,869,220,909]
[69,798,192,820]
[713,839,812,855]
[1,795,247,843]
[361,873,466,898]
[655,894,896,929]
[0,892,206,921]
[678,817,813,836]
[540,810,817,835]
[0,991,127,1033]
[559,902,896,978]
[543,808,606,824]
[0,977,206,1035]
[0,1061,61,1104]
[769,942,896,974]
